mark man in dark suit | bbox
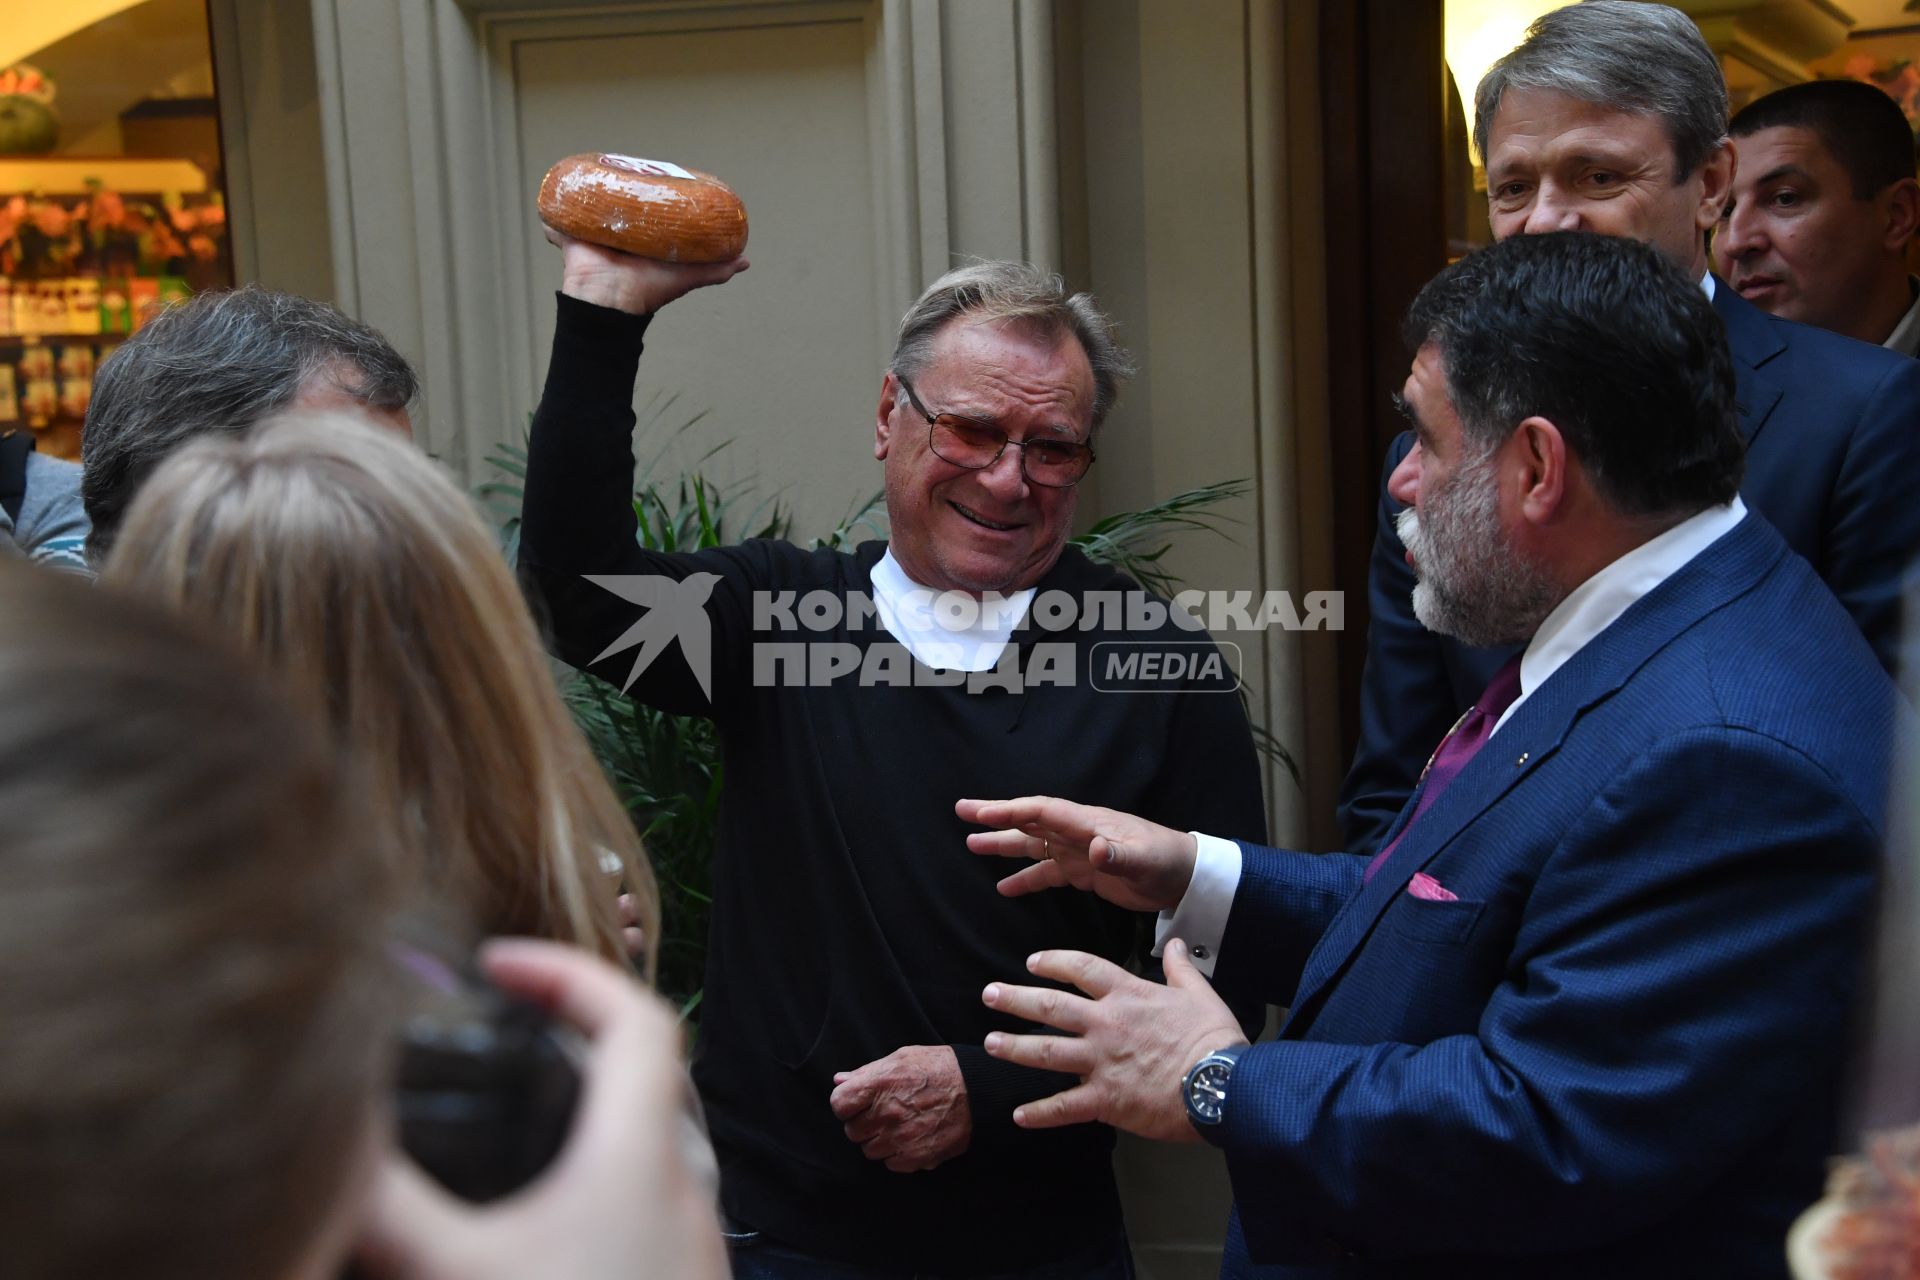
[1715,80,1920,354]
[1340,0,1920,853]
[960,231,1895,1277]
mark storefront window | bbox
[0,0,229,459]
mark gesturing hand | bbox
[980,940,1246,1144]
[829,1045,972,1173]
[546,226,749,316]
[956,795,1200,913]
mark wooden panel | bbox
[1318,0,1447,769]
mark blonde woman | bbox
[103,410,658,974]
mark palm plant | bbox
[1069,478,1250,597]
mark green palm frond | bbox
[1070,478,1249,597]
[812,490,888,551]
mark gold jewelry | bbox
[1042,839,1053,860]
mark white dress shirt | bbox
[1158,497,1749,977]
[1884,278,1920,360]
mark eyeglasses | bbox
[895,374,1095,488]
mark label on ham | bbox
[599,154,697,181]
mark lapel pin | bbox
[1515,752,1529,767]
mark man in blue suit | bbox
[959,231,1895,1277]
[1340,0,1920,854]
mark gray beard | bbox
[1395,454,1561,649]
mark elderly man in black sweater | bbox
[518,239,1266,1278]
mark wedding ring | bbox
[1042,839,1053,860]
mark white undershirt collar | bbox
[870,549,1034,672]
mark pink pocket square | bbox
[1407,872,1458,902]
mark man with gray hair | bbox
[1340,0,1920,853]
[516,240,1267,1275]
[80,284,417,562]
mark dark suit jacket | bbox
[1208,515,1893,1278]
[1339,281,1920,854]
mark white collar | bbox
[1884,277,1920,358]
[1492,497,1746,734]
[870,549,1034,672]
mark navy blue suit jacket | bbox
[1205,515,1893,1278]
[1339,282,1920,854]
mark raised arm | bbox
[514,237,750,711]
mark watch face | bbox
[1187,1059,1232,1126]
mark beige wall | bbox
[506,7,894,522]
[213,2,1336,1270]
[1065,0,1337,861]
[208,0,336,304]
[274,0,1072,502]
[1064,4,1330,1271]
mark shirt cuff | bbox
[1153,832,1242,977]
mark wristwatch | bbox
[1182,1044,1248,1128]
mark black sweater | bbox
[519,294,1268,1272]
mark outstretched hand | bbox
[545,225,748,316]
[980,939,1246,1143]
[956,796,1200,913]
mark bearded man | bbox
[960,230,1897,1279]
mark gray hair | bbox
[1474,1,1728,181]
[889,261,1135,430]
[81,285,418,561]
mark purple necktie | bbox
[1363,656,1524,884]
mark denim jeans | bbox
[724,1226,1136,1280]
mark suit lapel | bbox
[1712,279,1785,448]
[1282,685,1576,1031]
[1282,516,1786,1035]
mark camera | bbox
[390,945,583,1203]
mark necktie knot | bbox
[1444,655,1524,761]
[1476,655,1524,720]
[1363,655,1524,884]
